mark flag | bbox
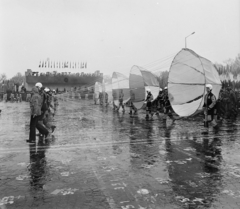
[42,61,44,68]
[39,61,41,68]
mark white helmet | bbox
[159,88,163,91]
[35,82,43,88]
[44,87,50,92]
[146,88,151,92]
[206,84,213,90]
[164,87,168,90]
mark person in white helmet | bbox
[145,88,154,119]
[35,84,52,139]
[42,88,56,134]
[162,87,175,120]
[27,86,45,143]
[154,88,164,115]
[203,84,217,128]
[35,82,43,90]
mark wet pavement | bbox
[1,98,240,209]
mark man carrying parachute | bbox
[129,65,159,118]
[145,88,154,119]
[154,88,164,115]
[203,84,218,128]
[167,48,222,127]
[162,87,175,120]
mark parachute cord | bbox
[148,53,197,74]
[142,52,178,68]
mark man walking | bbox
[27,86,42,143]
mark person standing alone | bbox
[203,84,217,128]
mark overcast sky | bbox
[0,0,239,78]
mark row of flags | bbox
[39,60,87,69]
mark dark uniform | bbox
[105,92,108,105]
[99,92,103,105]
[203,91,217,127]
[129,100,137,115]
[145,91,153,118]
[154,90,164,115]
[162,89,173,119]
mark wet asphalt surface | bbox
[0,97,240,209]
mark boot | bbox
[51,125,56,133]
[211,120,218,128]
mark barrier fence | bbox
[0,91,94,102]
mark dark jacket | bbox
[203,91,216,115]
[30,87,42,116]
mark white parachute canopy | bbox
[168,48,222,117]
[129,65,159,109]
[112,72,130,106]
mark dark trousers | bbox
[29,115,49,142]
[29,115,41,142]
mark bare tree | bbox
[0,73,7,83]
[10,72,24,85]
[103,75,111,83]
[158,71,169,88]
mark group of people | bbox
[27,82,57,143]
[144,87,173,120]
[2,92,23,102]
[93,84,239,128]
[95,87,174,119]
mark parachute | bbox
[112,72,130,106]
[129,65,159,109]
[168,48,222,117]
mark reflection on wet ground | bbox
[1,99,240,209]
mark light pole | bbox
[185,32,195,48]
